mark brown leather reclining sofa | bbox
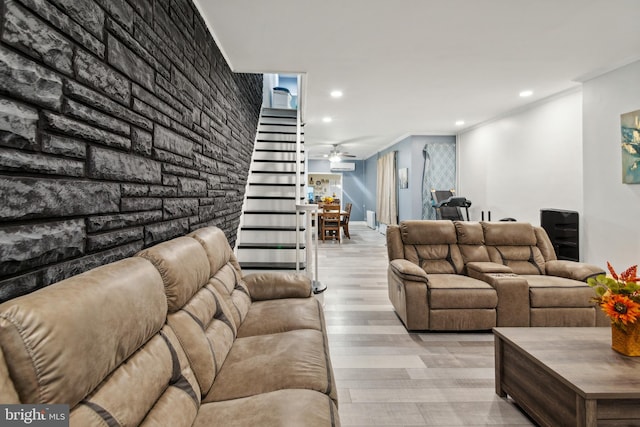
[387,220,608,331]
[0,226,339,427]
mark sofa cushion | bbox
[454,221,484,244]
[195,390,338,427]
[534,226,557,261]
[427,274,498,309]
[404,244,464,274]
[167,283,238,399]
[205,329,336,404]
[482,222,537,245]
[455,221,490,264]
[487,245,546,274]
[0,346,19,403]
[137,237,211,313]
[0,257,166,406]
[189,226,238,275]
[71,326,200,426]
[0,258,201,426]
[400,220,457,244]
[524,275,597,308]
[237,298,324,338]
[209,263,252,328]
[189,227,252,326]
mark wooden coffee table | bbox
[494,327,640,427]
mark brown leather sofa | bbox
[0,227,339,427]
[387,220,608,331]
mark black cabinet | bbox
[540,209,579,261]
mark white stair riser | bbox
[242,214,305,227]
[255,142,301,152]
[239,230,305,244]
[245,198,298,211]
[246,186,300,197]
[237,249,305,263]
[260,116,297,125]
[257,133,302,142]
[253,151,303,161]
[249,174,297,185]
[251,162,298,172]
[258,125,301,133]
[262,108,297,118]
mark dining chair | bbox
[321,206,341,243]
[341,203,352,239]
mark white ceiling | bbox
[195,0,640,160]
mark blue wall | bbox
[308,159,367,221]
[363,135,456,222]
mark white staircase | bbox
[236,108,306,270]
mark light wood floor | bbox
[317,223,536,427]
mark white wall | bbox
[582,60,640,267]
[458,90,584,226]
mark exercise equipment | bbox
[431,189,472,221]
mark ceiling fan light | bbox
[329,154,341,162]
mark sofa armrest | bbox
[388,260,429,330]
[389,259,428,284]
[467,268,530,327]
[545,260,605,282]
[466,262,513,274]
[243,272,312,301]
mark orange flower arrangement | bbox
[588,263,640,330]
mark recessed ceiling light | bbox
[519,90,533,97]
[330,90,343,98]
[322,117,332,123]
[455,120,465,126]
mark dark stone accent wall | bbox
[0,0,263,302]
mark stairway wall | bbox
[0,0,262,302]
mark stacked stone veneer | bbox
[0,0,263,302]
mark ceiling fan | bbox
[323,144,356,162]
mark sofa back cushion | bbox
[481,222,546,274]
[534,226,557,262]
[0,258,200,425]
[399,221,464,274]
[454,221,490,264]
[137,237,211,313]
[189,227,252,326]
[137,232,239,399]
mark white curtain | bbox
[376,151,397,225]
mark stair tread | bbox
[240,262,305,270]
[241,226,306,231]
[251,171,297,174]
[253,159,304,163]
[248,183,305,186]
[256,142,304,146]
[246,196,304,199]
[243,210,303,214]
[254,149,304,153]
[238,243,306,249]
[258,131,304,134]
